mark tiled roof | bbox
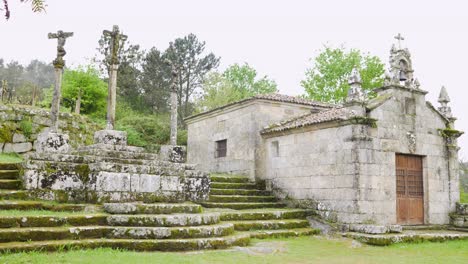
[185,93,335,121]
[251,94,335,108]
[261,107,358,134]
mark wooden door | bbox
[396,154,424,225]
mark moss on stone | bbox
[350,116,378,128]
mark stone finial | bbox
[346,68,365,104]
[413,78,421,89]
[438,86,452,119]
[388,34,415,87]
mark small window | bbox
[271,141,279,157]
[215,139,227,158]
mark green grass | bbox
[0,153,23,164]
[0,236,467,264]
[461,188,468,203]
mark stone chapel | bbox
[186,37,463,225]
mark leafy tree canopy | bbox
[2,0,46,19]
[61,65,107,116]
[196,63,278,112]
[301,46,385,103]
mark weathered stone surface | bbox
[456,203,468,215]
[12,133,27,143]
[23,137,210,203]
[348,224,402,234]
[0,105,99,154]
[35,132,70,153]
[160,145,187,163]
[3,142,33,153]
[94,130,127,146]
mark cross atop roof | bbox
[394,33,405,49]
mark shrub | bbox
[19,119,33,139]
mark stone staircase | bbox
[200,174,319,238]
[0,162,316,253]
[0,201,249,253]
[0,162,27,201]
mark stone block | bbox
[94,130,127,146]
[95,172,131,192]
[12,133,27,143]
[35,132,71,153]
[160,145,187,163]
[3,142,33,153]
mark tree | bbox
[61,66,107,116]
[164,33,220,122]
[196,63,278,111]
[2,0,46,19]
[23,60,54,105]
[301,46,385,103]
[1,60,23,103]
[95,32,144,111]
[140,47,171,113]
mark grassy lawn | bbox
[0,236,467,264]
[0,153,23,164]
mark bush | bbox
[19,119,33,139]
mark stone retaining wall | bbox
[0,105,100,153]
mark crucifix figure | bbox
[48,30,73,132]
[48,30,74,68]
[103,25,128,66]
[103,25,127,130]
[394,33,405,50]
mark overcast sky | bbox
[1,0,467,158]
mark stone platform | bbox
[22,130,210,203]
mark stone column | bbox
[50,66,63,132]
[106,64,119,130]
[169,90,178,146]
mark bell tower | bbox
[385,33,420,89]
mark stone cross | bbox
[165,48,180,146]
[103,25,127,130]
[48,30,73,132]
[103,25,128,66]
[394,33,405,49]
[48,30,74,68]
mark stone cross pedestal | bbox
[36,30,73,154]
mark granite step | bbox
[106,213,220,227]
[210,188,271,196]
[0,223,235,243]
[243,228,320,239]
[217,209,313,221]
[209,195,277,203]
[0,163,21,170]
[0,201,87,212]
[227,219,310,231]
[211,182,259,190]
[0,233,251,253]
[0,179,22,190]
[0,190,28,200]
[0,214,108,228]
[0,170,19,179]
[103,202,203,215]
[210,175,250,183]
[200,202,286,210]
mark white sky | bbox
[1,0,467,158]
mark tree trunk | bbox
[31,85,37,106]
[75,89,82,115]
